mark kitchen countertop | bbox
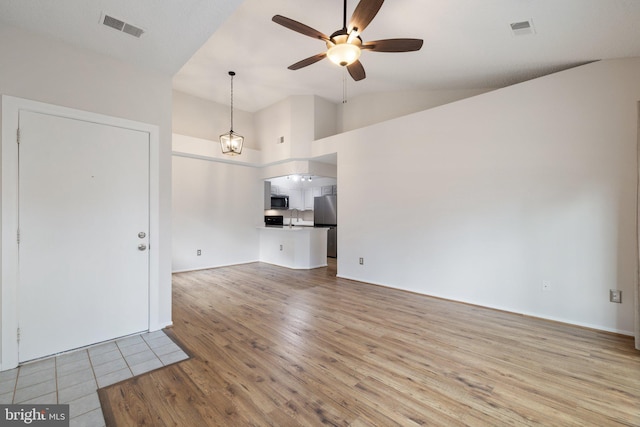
[284,219,315,227]
[258,225,328,231]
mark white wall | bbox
[172,156,261,272]
[171,89,264,274]
[0,24,174,366]
[290,96,315,159]
[255,97,293,163]
[334,58,640,335]
[255,95,339,163]
[338,88,494,132]
[172,90,257,150]
[314,96,338,140]
[171,88,263,273]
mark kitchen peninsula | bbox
[258,226,328,269]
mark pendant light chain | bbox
[229,71,235,132]
[219,70,243,156]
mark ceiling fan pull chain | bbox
[342,67,348,104]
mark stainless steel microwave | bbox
[270,195,289,210]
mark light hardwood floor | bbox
[100,261,640,426]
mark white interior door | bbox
[18,110,150,362]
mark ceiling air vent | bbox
[510,19,535,36]
[101,13,144,38]
[122,23,144,38]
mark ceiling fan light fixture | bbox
[273,0,423,79]
[327,43,361,66]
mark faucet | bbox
[289,209,296,228]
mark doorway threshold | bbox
[0,330,188,426]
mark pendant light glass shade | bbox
[220,131,244,155]
[220,71,243,156]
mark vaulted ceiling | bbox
[3,0,640,112]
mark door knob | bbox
[138,232,146,238]
[138,244,147,251]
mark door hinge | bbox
[17,229,20,244]
[17,328,21,343]
[17,128,20,144]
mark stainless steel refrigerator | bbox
[314,195,337,258]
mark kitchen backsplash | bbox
[264,209,314,221]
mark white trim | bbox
[636,101,640,350]
[336,274,635,337]
[171,151,262,168]
[171,133,339,170]
[150,321,173,332]
[1,95,161,370]
[171,260,260,274]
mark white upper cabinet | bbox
[265,176,336,210]
[289,189,304,210]
[304,187,321,210]
[321,185,335,195]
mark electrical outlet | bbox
[280,244,283,251]
[197,249,201,256]
[542,280,551,291]
[359,257,364,265]
[610,289,622,303]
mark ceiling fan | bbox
[272,0,423,81]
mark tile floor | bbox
[0,330,188,427]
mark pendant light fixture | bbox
[220,71,244,156]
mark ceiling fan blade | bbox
[272,15,329,41]
[347,60,366,81]
[362,38,424,52]
[288,52,327,70]
[348,0,384,33]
